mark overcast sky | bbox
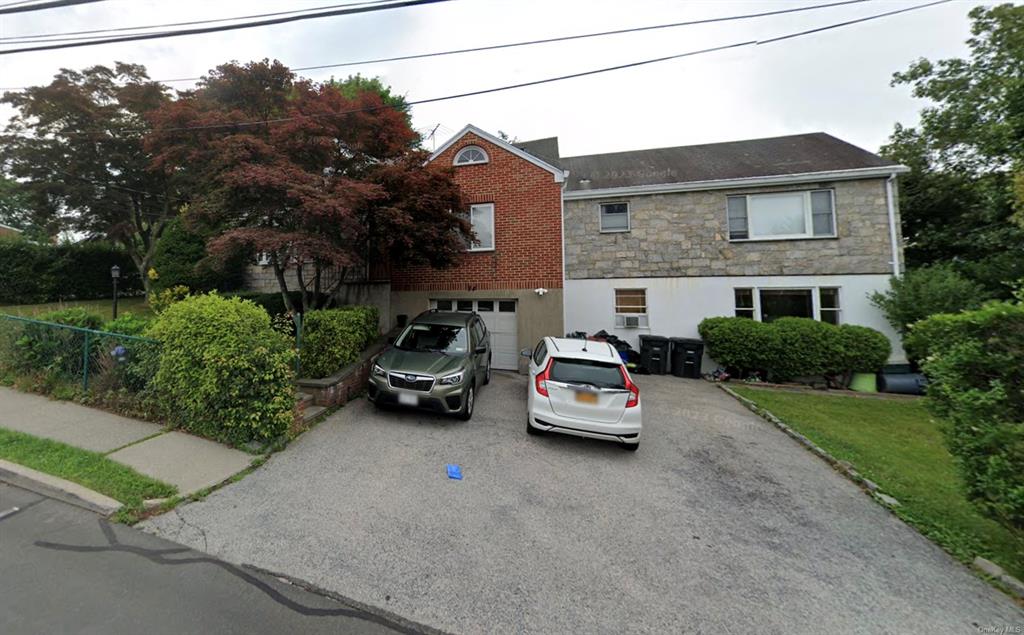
[0,0,988,157]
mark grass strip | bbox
[731,386,1024,581]
[0,426,176,504]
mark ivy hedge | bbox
[698,316,891,383]
[0,237,142,304]
[907,301,1024,529]
[300,305,380,379]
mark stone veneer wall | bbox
[564,178,901,279]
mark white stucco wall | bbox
[564,274,906,365]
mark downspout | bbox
[885,172,901,277]
[560,171,569,335]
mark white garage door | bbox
[431,299,519,370]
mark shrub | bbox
[148,285,191,314]
[771,317,841,381]
[913,301,1024,528]
[103,313,151,336]
[149,217,246,293]
[10,308,104,379]
[699,316,890,382]
[300,305,380,379]
[835,324,892,374]
[869,264,991,339]
[147,293,296,444]
[0,237,53,304]
[697,317,777,375]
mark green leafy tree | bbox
[1,63,178,291]
[870,264,992,339]
[881,4,1024,295]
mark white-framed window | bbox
[599,202,630,232]
[819,287,841,324]
[467,203,495,251]
[733,286,841,324]
[614,288,649,328]
[453,145,489,166]
[727,189,835,240]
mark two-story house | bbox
[247,125,909,371]
[407,125,909,368]
[553,132,909,363]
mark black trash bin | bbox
[670,337,704,379]
[638,335,670,375]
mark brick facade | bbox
[564,178,901,279]
[390,132,563,292]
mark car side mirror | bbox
[520,348,532,358]
[387,336,395,345]
[474,345,487,355]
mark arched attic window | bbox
[453,145,489,166]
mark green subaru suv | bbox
[368,310,491,420]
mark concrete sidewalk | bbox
[0,387,253,497]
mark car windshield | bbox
[549,358,626,389]
[395,323,468,354]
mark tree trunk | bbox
[271,253,295,314]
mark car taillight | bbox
[620,366,639,408]
[536,358,553,397]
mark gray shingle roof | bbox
[513,132,899,192]
[512,137,560,168]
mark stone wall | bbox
[564,178,901,279]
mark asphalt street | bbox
[0,483,419,635]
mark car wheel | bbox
[483,357,492,385]
[526,416,542,435]
[620,441,639,452]
[458,385,475,421]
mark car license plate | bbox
[575,391,598,404]
[398,393,418,406]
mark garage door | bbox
[431,299,519,370]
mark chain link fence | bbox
[0,314,161,395]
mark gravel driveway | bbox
[142,373,1023,633]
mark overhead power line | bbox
[2,0,952,139]
[0,0,402,44]
[0,0,104,15]
[0,0,451,55]
[0,0,876,90]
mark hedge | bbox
[147,294,296,444]
[301,305,380,379]
[226,291,332,317]
[698,316,890,382]
[0,236,142,304]
[909,302,1024,529]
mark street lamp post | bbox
[110,265,120,320]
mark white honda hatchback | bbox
[523,337,642,451]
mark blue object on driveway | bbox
[446,464,462,480]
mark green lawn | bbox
[0,297,151,321]
[0,427,175,504]
[732,386,1024,581]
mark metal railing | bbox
[0,314,161,394]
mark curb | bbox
[0,459,122,516]
[717,383,1024,601]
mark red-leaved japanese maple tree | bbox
[145,60,466,313]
